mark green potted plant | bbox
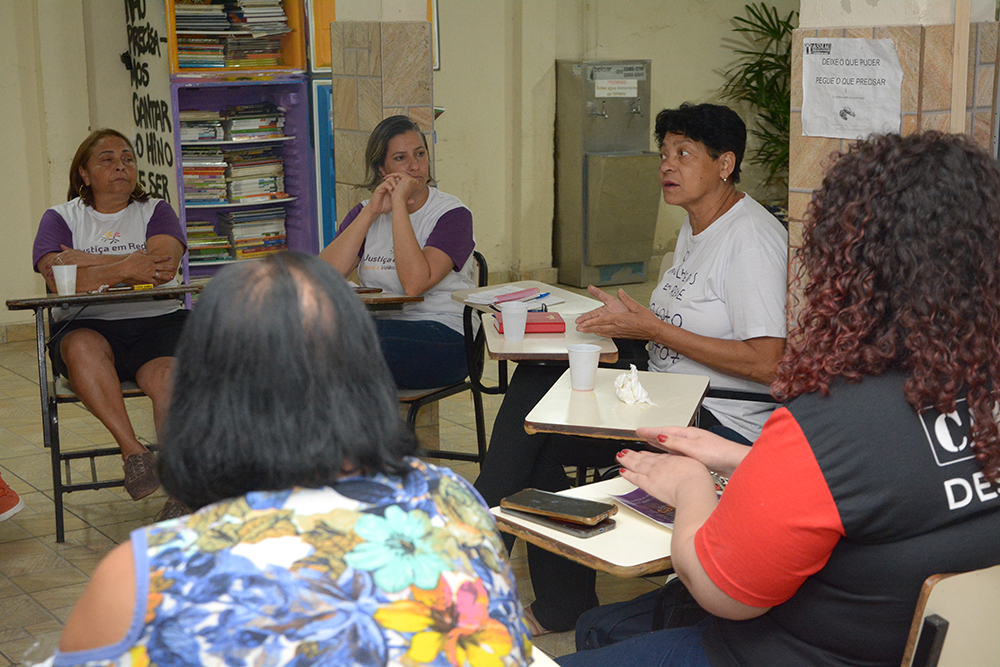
[721,3,798,211]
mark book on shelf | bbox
[186,220,234,263]
[221,103,286,141]
[179,110,224,142]
[182,146,227,204]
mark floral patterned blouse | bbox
[53,459,532,667]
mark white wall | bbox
[0,0,170,327]
[0,1,91,326]
[801,0,994,27]
[433,0,799,275]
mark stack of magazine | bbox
[179,110,224,142]
[187,221,233,264]
[222,144,285,203]
[174,1,230,32]
[217,207,287,260]
[222,102,286,141]
[225,0,291,37]
[181,146,228,205]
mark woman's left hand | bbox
[390,173,424,208]
[617,448,715,508]
[575,287,660,340]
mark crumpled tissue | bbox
[614,364,655,405]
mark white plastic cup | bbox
[52,264,77,296]
[567,344,601,391]
[499,301,529,341]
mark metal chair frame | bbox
[400,250,507,467]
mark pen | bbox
[528,292,551,301]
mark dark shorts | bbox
[49,310,190,383]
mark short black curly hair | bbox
[654,103,747,183]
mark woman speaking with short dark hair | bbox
[565,132,1000,666]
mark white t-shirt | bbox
[355,187,476,334]
[647,194,788,441]
[36,198,184,322]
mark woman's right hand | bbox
[575,285,660,340]
[636,426,750,478]
[365,174,401,217]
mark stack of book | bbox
[225,34,284,68]
[177,37,226,68]
[218,207,287,260]
[181,147,228,205]
[222,102,286,141]
[222,144,286,203]
[174,1,230,32]
[225,0,291,37]
[187,222,234,264]
[179,110,224,142]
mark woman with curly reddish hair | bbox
[562,132,1000,667]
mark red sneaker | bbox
[0,474,24,522]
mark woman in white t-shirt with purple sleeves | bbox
[319,116,475,389]
[32,129,188,516]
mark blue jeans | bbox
[374,318,467,390]
[557,622,712,667]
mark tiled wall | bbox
[329,21,433,222]
[788,23,1000,253]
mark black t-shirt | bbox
[700,373,1000,666]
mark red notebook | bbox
[494,311,566,334]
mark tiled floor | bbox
[0,276,663,664]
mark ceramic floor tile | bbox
[10,566,88,595]
[0,595,57,632]
[5,628,63,667]
[0,574,23,599]
[29,582,89,613]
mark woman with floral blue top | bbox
[53,252,532,667]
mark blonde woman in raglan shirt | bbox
[320,115,475,390]
[33,129,187,513]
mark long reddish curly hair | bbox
[774,132,1000,481]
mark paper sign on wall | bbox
[595,80,639,98]
[802,38,903,139]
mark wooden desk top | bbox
[525,368,709,440]
[453,280,603,315]
[6,284,202,311]
[359,292,424,310]
[453,280,618,363]
[491,477,673,577]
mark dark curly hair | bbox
[774,132,1000,481]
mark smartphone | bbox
[499,508,616,538]
[500,488,617,526]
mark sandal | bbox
[154,498,191,522]
[123,451,159,501]
[523,605,553,638]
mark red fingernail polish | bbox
[616,451,624,458]
[658,435,668,442]
[620,468,626,474]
